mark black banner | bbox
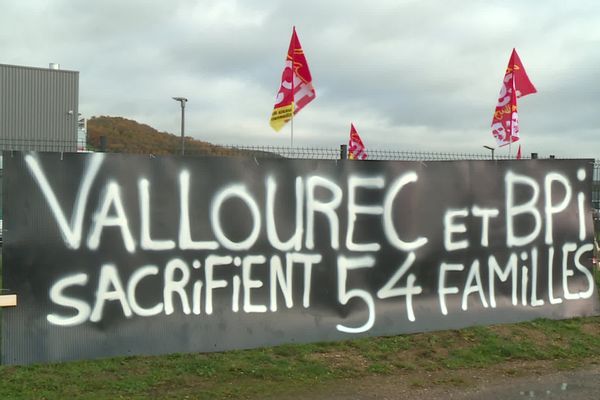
[2,152,599,364]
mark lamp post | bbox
[483,145,495,160]
[172,97,188,155]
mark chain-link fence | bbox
[0,137,598,208]
[0,138,81,153]
[221,145,523,161]
[0,136,595,161]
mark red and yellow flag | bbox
[491,49,536,147]
[270,27,316,131]
[348,123,368,160]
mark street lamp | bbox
[483,145,495,160]
[172,97,188,155]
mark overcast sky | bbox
[1,0,599,158]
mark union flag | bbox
[348,123,368,160]
[269,27,316,131]
[491,49,536,147]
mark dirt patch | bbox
[488,324,512,337]
[500,324,551,344]
[269,357,600,400]
[580,321,600,336]
[309,351,370,372]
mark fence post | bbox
[340,144,348,160]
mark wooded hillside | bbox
[86,116,247,156]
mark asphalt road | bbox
[457,365,600,400]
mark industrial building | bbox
[0,62,81,243]
[0,63,79,152]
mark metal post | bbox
[340,144,348,160]
[483,145,495,160]
[290,109,294,148]
[100,136,107,152]
[180,103,185,155]
[173,97,188,156]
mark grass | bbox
[0,316,599,399]
[0,260,599,398]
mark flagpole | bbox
[269,27,315,147]
[291,26,295,148]
[290,109,294,147]
[510,72,514,159]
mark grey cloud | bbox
[1,0,600,157]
